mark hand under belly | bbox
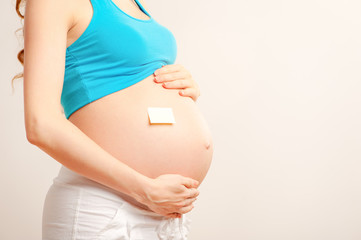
[68,74,214,184]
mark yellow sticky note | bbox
[147,107,176,124]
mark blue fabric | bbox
[61,0,177,119]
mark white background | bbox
[1,0,361,239]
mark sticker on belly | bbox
[147,107,176,124]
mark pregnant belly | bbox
[68,74,214,186]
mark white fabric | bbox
[42,166,191,240]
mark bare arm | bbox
[23,0,199,218]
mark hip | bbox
[42,165,191,240]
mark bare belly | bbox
[68,74,214,188]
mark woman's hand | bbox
[153,64,201,102]
[137,174,200,218]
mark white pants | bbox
[42,166,191,240]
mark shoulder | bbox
[25,0,78,31]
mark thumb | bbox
[182,177,199,188]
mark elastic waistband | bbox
[53,165,161,217]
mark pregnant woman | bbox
[13,0,213,239]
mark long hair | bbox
[12,0,26,91]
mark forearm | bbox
[27,116,151,202]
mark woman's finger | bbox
[162,79,191,89]
[155,72,188,82]
[181,177,199,188]
[166,212,182,218]
[159,211,176,218]
[184,188,200,199]
[175,197,197,208]
[178,204,195,214]
[179,87,200,102]
[154,64,183,76]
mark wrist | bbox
[129,172,154,204]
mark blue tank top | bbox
[61,0,177,119]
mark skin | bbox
[23,0,212,219]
